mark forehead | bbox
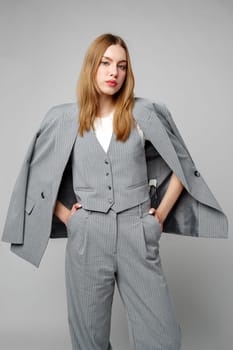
[102,44,127,61]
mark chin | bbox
[101,89,118,96]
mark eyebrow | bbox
[102,56,127,63]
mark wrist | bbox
[154,209,164,224]
[64,210,72,225]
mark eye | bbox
[101,61,109,66]
[118,64,127,71]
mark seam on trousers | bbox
[139,202,143,218]
[126,314,138,350]
[68,318,79,350]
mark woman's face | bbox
[95,44,127,97]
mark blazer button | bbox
[104,159,109,164]
[41,192,45,198]
[194,170,200,177]
[108,186,111,190]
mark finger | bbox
[70,204,78,214]
[73,203,82,210]
[70,208,76,215]
[148,208,156,215]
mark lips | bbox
[106,80,117,87]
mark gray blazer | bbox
[1,97,228,267]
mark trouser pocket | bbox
[66,207,90,255]
[139,211,162,262]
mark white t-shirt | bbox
[93,111,145,153]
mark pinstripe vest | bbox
[71,123,150,213]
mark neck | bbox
[97,94,115,118]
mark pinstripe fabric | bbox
[65,126,182,349]
[2,97,228,268]
[65,199,182,350]
[133,99,228,237]
[198,202,228,238]
[71,122,150,213]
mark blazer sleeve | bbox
[150,101,228,237]
[1,130,41,243]
[1,106,56,244]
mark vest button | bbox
[106,172,109,176]
[194,170,200,177]
[108,186,111,190]
[41,192,45,199]
[104,159,109,164]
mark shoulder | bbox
[133,96,170,122]
[40,102,78,131]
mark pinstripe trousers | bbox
[64,198,182,350]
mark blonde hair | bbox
[77,33,135,141]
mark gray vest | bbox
[71,122,150,213]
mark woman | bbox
[56,34,183,350]
[2,33,228,350]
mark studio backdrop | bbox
[0,1,232,350]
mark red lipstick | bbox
[106,80,117,87]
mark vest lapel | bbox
[59,103,189,191]
[90,126,114,156]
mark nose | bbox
[110,64,118,77]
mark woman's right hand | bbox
[65,203,82,226]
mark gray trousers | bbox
[64,198,182,350]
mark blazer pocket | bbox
[25,196,36,215]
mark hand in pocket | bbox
[148,207,163,232]
[65,203,82,226]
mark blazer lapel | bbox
[133,107,190,191]
[133,100,224,212]
[52,105,79,196]
[55,110,78,159]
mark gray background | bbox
[0,0,232,349]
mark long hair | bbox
[77,33,135,141]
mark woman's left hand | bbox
[149,208,163,232]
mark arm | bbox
[53,200,71,225]
[150,172,184,228]
[53,200,82,225]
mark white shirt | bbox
[93,111,145,153]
